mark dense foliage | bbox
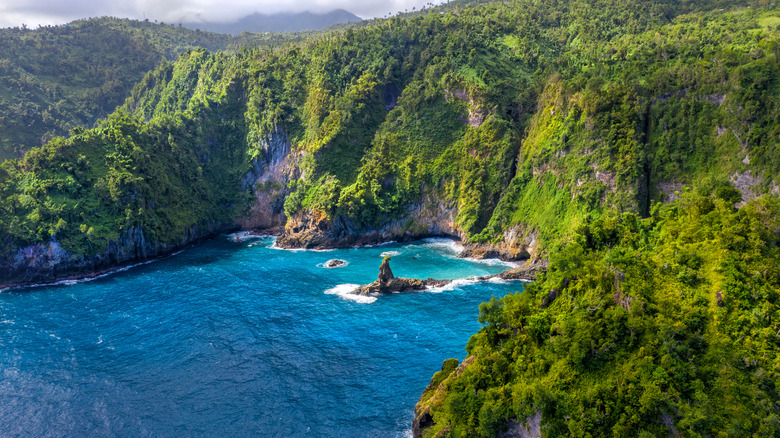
[0,17,299,160]
[0,0,778,434]
[4,0,776,256]
[416,191,780,436]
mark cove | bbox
[0,236,524,437]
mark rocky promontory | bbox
[352,256,432,295]
[350,256,546,297]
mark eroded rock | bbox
[324,259,347,268]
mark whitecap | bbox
[420,238,464,254]
[355,240,397,248]
[269,238,334,252]
[3,256,168,292]
[324,284,377,304]
[226,231,269,242]
[426,277,480,293]
[380,250,401,258]
[459,256,519,268]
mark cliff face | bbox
[0,222,228,289]
[236,129,297,231]
[276,190,461,249]
[0,129,296,289]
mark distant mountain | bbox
[183,9,362,34]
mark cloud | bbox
[0,0,447,28]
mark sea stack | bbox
[378,256,394,281]
[352,256,427,295]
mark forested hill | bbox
[0,17,302,160]
[1,0,779,433]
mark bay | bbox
[0,236,524,437]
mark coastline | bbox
[0,225,254,291]
[0,228,539,291]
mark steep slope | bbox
[414,193,780,437]
[1,0,778,287]
[0,0,779,434]
[0,17,298,160]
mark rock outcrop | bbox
[458,242,531,261]
[324,259,347,268]
[276,189,460,249]
[352,257,430,295]
[236,128,297,231]
[350,257,545,298]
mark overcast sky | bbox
[0,0,448,28]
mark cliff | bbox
[0,222,229,289]
[2,2,777,290]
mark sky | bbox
[0,0,448,28]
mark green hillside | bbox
[0,17,301,160]
[415,193,780,436]
[0,0,779,434]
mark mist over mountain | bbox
[182,9,362,34]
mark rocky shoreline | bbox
[0,224,243,291]
[0,225,540,290]
[349,255,545,298]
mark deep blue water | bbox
[0,236,524,437]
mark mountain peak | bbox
[183,9,361,34]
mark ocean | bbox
[0,235,524,437]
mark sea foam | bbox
[324,284,377,304]
[420,237,464,254]
[226,231,270,242]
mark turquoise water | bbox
[0,236,524,437]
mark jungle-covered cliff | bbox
[1,0,780,433]
[0,17,302,160]
[2,0,777,285]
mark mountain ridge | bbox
[181,9,362,34]
[1,0,779,435]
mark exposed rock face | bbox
[353,277,427,295]
[277,189,460,249]
[459,242,530,261]
[496,260,547,281]
[236,128,297,231]
[378,257,394,281]
[445,87,487,127]
[0,222,229,289]
[458,226,538,261]
[658,181,685,203]
[732,170,762,207]
[353,257,428,295]
[499,412,542,438]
